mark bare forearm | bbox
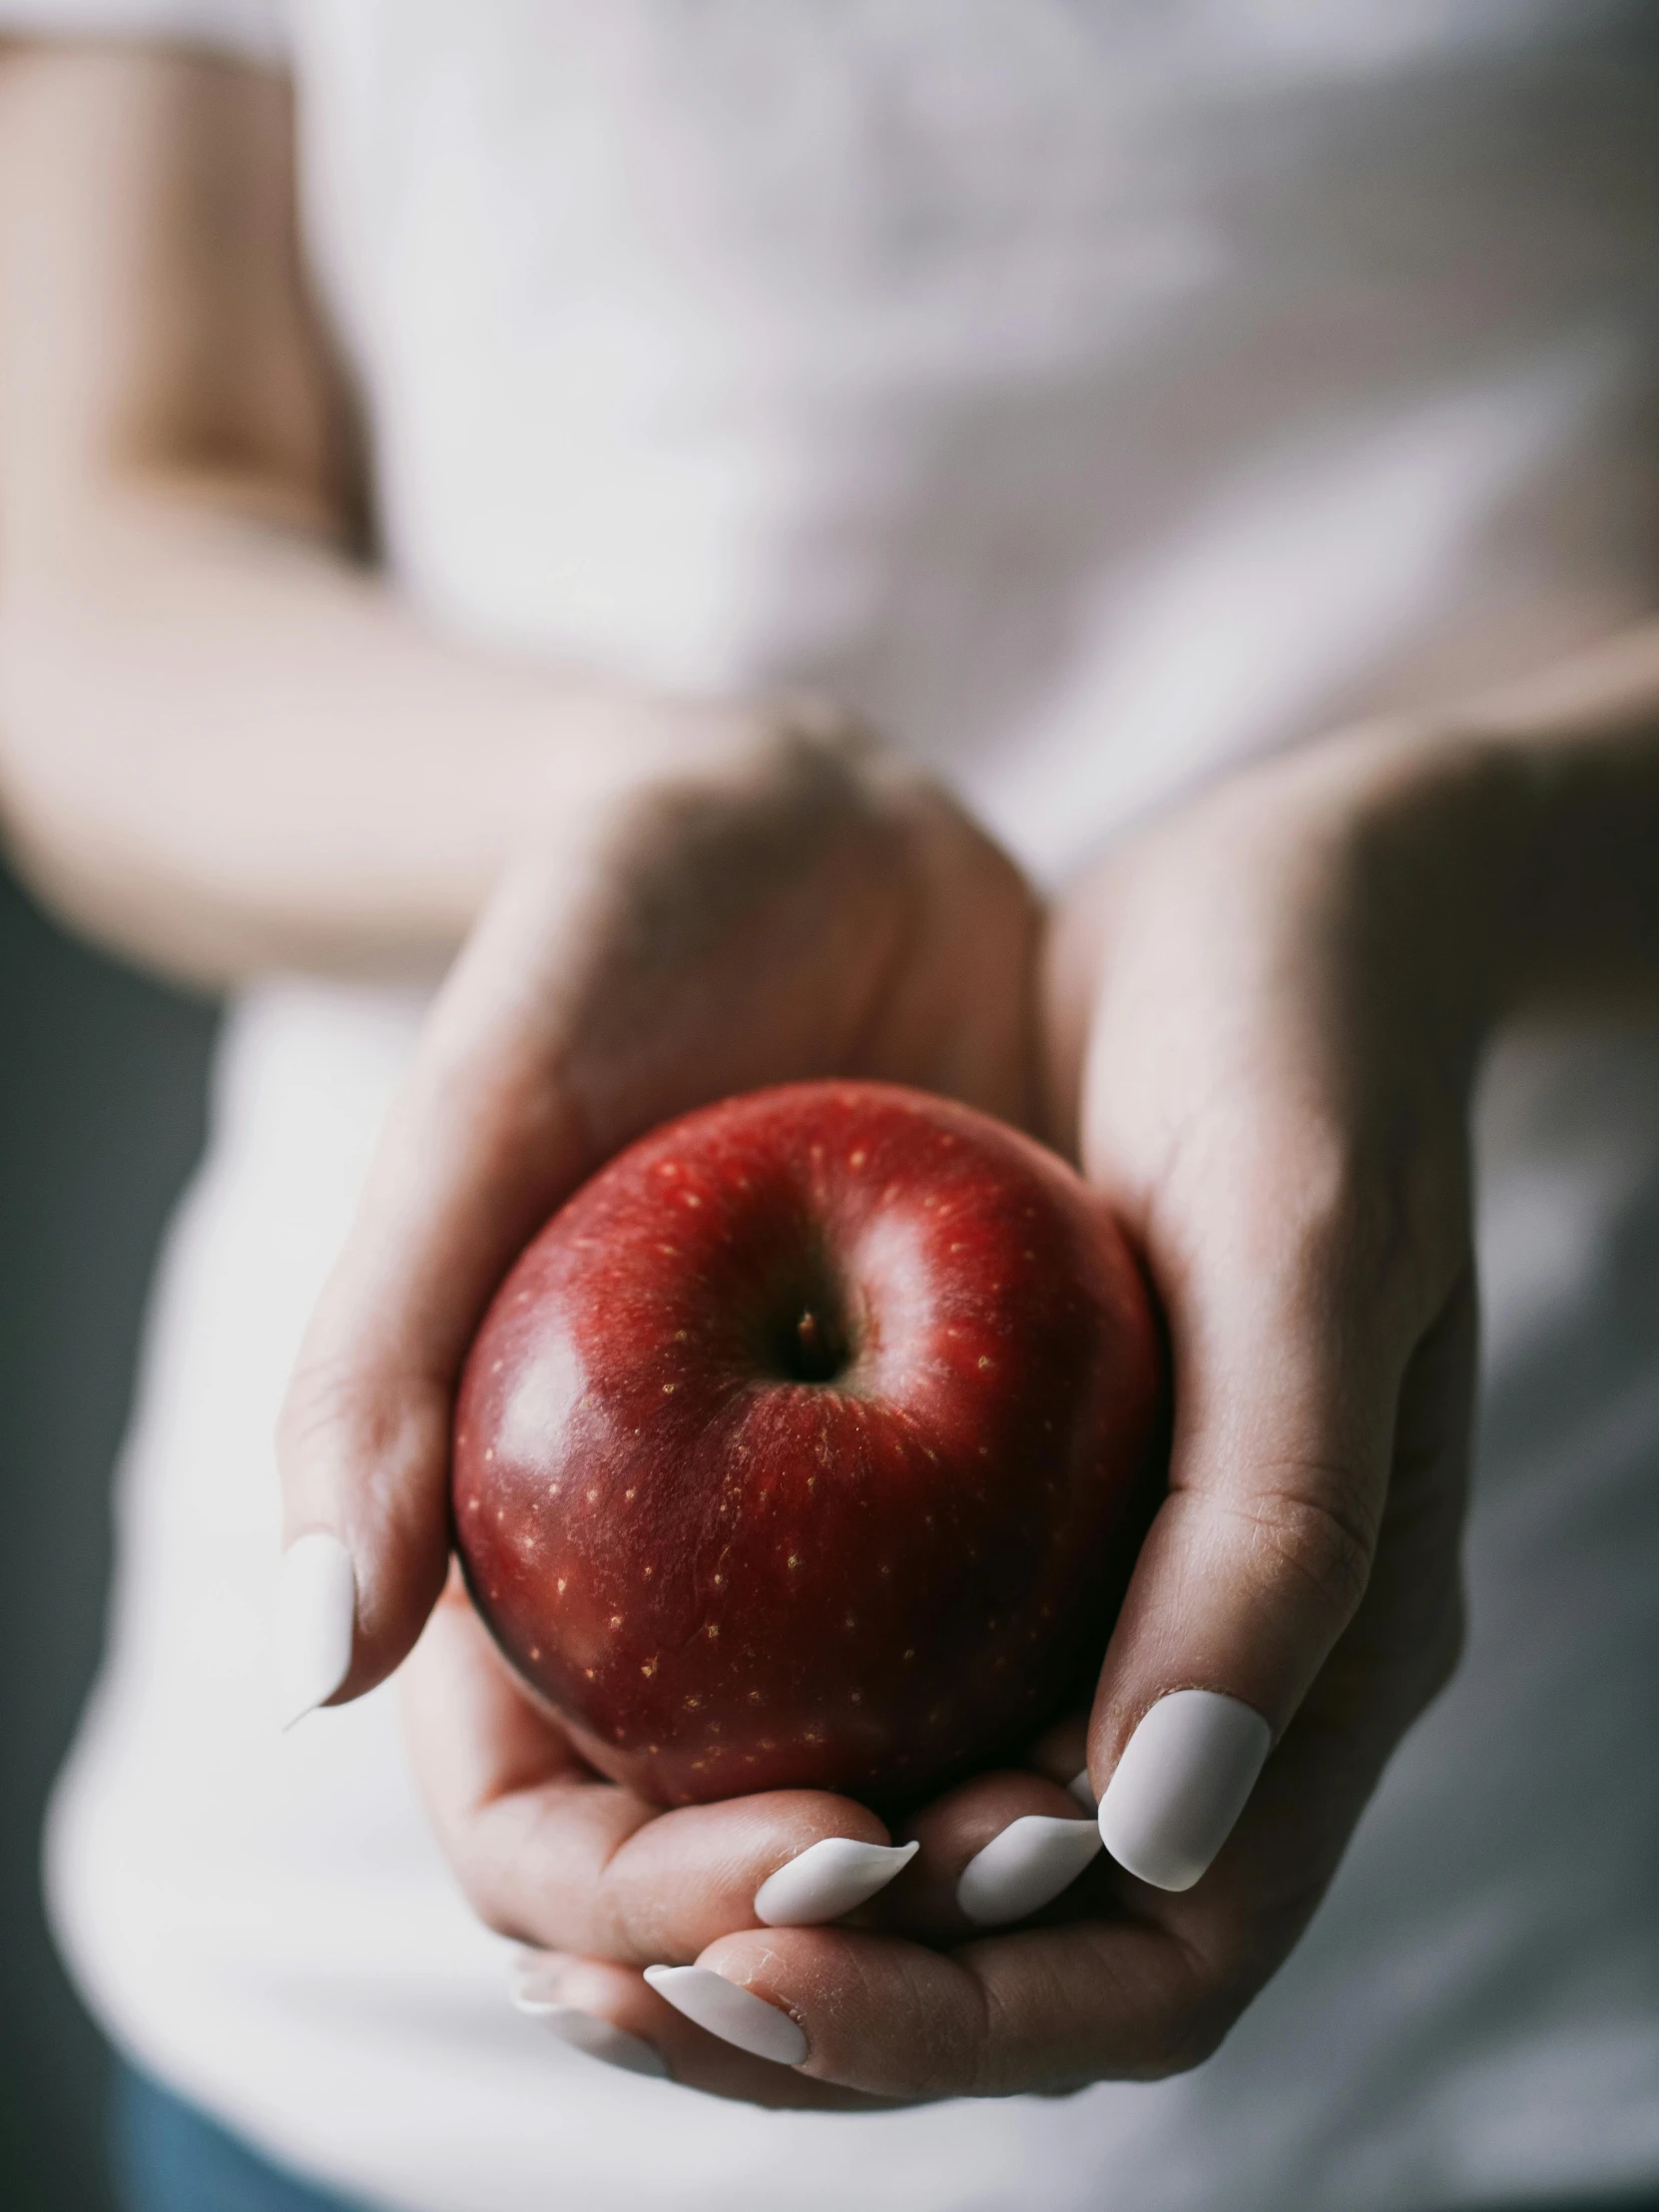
[0,45,758,986]
[0,482,729,984]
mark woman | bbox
[1,5,1656,2209]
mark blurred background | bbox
[0,854,216,2212]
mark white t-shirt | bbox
[7,4,1658,2208]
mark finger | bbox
[400,1588,916,1963]
[275,731,914,1718]
[1131,1267,1476,1994]
[509,1953,890,2108]
[868,1769,1103,1939]
[274,867,597,1721]
[1083,1146,1471,1895]
[646,1917,1205,2102]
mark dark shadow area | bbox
[0,856,218,2212]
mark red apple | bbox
[453,1081,1161,1810]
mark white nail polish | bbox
[1097,1689,1272,1893]
[513,1997,669,2079]
[955,1815,1104,1926]
[754,1837,918,1927]
[1068,1767,1096,1811]
[277,1532,356,1730]
[643,1964,808,2065]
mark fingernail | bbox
[955,1814,1104,1926]
[277,1532,356,1730]
[513,1996,669,2079]
[754,1837,918,1927]
[509,1947,570,2004]
[643,1964,808,2065]
[1068,1768,1096,1811]
[1097,1689,1272,1892]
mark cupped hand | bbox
[276,698,1055,2105]
[451,723,1497,2104]
[277,702,1041,1708]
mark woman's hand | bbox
[276,705,1055,2106]
[277,707,1040,1709]
[442,719,1506,2104]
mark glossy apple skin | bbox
[453,1081,1161,1811]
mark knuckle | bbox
[448,1842,527,1944]
[276,1352,362,1469]
[1235,1475,1379,1628]
[1137,1964,1237,2081]
[452,1795,576,1952]
[865,1959,987,2102]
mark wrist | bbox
[1276,715,1538,1059]
[1298,628,1659,1030]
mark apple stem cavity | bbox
[788,1306,846,1385]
